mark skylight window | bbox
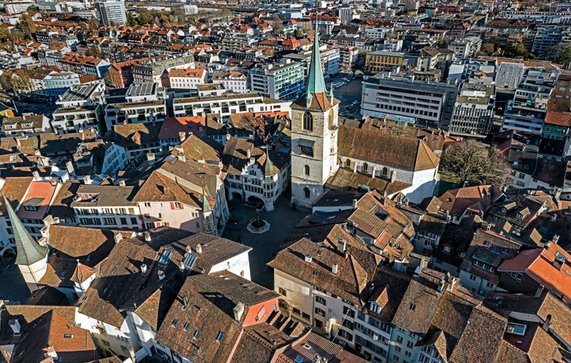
[506,322,527,336]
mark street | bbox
[333,76,363,119]
[0,264,30,304]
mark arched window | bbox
[345,159,351,168]
[304,187,311,199]
[363,162,369,172]
[304,165,310,176]
[303,111,313,131]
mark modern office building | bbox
[502,67,559,135]
[532,26,563,55]
[96,0,127,26]
[449,83,496,137]
[364,51,407,74]
[361,74,458,128]
[249,59,305,100]
[283,46,341,78]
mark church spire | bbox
[201,187,211,214]
[306,15,327,107]
[3,195,48,266]
[264,148,275,177]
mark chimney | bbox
[332,264,338,274]
[66,161,75,175]
[119,180,126,187]
[9,319,21,336]
[352,199,358,209]
[158,270,165,280]
[305,254,313,263]
[140,263,148,274]
[233,302,245,322]
[552,234,560,244]
[176,148,186,162]
[147,152,156,162]
[32,170,40,181]
[246,148,251,159]
[179,131,187,142]
[83,175,91,184]
[551,214,557,222]
[195,244,203,254]
[338,239,347,253]
[419,256,429,269]
[114,233,123,244]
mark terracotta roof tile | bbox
[338,126,439,171]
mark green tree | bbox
[272,16,283,35]
[510,42,528,58]
[294,28,304,39]
[138,10,154,25]
[127,14,139,26]
[17,14,36,39]
[557,44,571,67]
[0,27,14,50]
[441,140,508,187]
[220,9,232,20]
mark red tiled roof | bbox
[498,243,571,300]
[158,117,206,140]
[17,181,57,220]
[545,111,571,127]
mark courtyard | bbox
[222,191,308,289]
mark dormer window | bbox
[516,213,523,220]
[369,301,382,314]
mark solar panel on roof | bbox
[183,253,197,270]
[158,250,172,266]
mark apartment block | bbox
[172,93,291,119]
[250,60,305,100]
[449,83,495,137]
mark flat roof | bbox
[173,92,263,104]
[126,82,157,98]
[59,83,100,103]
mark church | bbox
[290,29,440,208]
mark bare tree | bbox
[441,140,509,187]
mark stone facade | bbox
[290,101,339,208]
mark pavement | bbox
[0,264,30,304]
[222,191,308,289]
[333,77,363,119]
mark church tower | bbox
[3,195,48,292]
[290,21,339,208]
